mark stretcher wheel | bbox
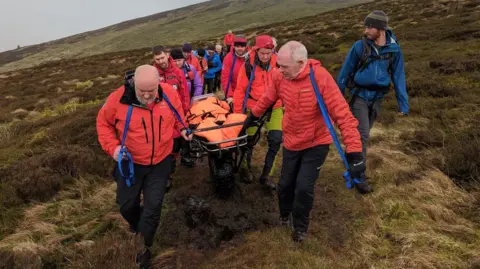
[208,152,235,198]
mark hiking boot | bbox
[279,215,292,228]
[354,176,372,194]
[135,247,152,269]
[259,176,276,191]
[239,168,254,184]
[181,156,195,168]
[259,167,276,190]
[134,234,151,268]
[292,230,307,243]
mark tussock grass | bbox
[74,80,94,90]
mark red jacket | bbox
[252,59,362,153]
[186,55,201,76]
[154,57,190,138]
[96,83,186,165]
[233,51,282,113]
[224,33,235,46]
[221,52,247,98]
[154,57,190,113]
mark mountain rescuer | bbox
[336,10,408,193]
[204,44,222,94]
[233,35,281,190]
[96,65,192,268]
[152,45,191,188]
[221,34,249,103]
[194,48,208,83]
[241,41,365,243]
[183,43,202,76]
[171,48,203,167]
[171,48,203,98]
[224,30,235,53]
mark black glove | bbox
[240,114,259,136]
[346,152,366,180]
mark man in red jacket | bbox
[224,30,235,53]
[97,65,192,268]
[152,46,193,186]
[221,34,249,103]
[242,41,366,243]
[233,35,281,190]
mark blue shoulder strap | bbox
[225,53,237,98]
[242,63,256,114]
[162,92,192,135]
[308,65,360,189]
[118,105,135,187]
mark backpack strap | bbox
[347,37,396,92]
[243,53,269,104]
[356,37,372,73]
[162,92,191,135]
[225,53,237,97]
[242,62,256,114]
[118,105,135,187]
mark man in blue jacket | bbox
[204,44,222,94]
[337,10,408,194]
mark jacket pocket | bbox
[141,117,149,143]
[297,89,317,109]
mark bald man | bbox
[97,65,191,268]
[242,41,364,243]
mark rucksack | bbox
[346,36,396,92]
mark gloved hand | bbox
[240,114,259,136]
[346,152,366,180]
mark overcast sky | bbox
[0,0,207,52]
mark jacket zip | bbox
[141,117,149,143]
[158,116,163,142]
[150,111,155,165]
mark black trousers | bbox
[214,72,222,92]
[203,78,216,94]
[278,145,330,233]
[114,156,172,247]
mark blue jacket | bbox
[204,53,222,79]
[337,30,409,114]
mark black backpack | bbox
[346,36,396,92]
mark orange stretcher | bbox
[187,94,249,150]
[186,94,273,197]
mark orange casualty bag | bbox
[188,96,247,148]
[187,96,230,125]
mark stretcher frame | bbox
[188,94,271,173]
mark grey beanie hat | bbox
[364,10,388,30]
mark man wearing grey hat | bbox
[336,10,409,194]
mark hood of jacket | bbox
[293,59,322,80]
